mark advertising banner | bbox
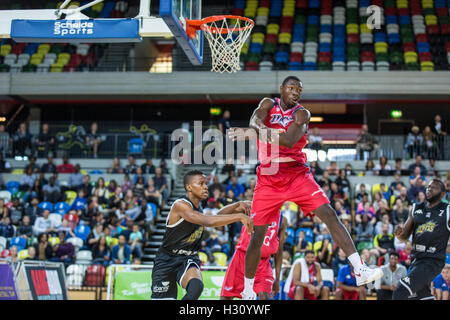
[114,271,152,300]
[24,266,67,300]
[0,264,18,300]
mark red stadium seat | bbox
[419,52,432,62]
[347,34,359,43]
[403,42,416,52]
[245,61,259,71]
[436,8,448,16]
[265,34,278,44]
[442,25,450,35]
[416,34,428,43]
[445,42,450,53]
[290,52,303,62]
[398,8,409,16]
[427,25,440,35]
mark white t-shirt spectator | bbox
[33,217,54,236]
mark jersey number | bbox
[263,229,276,246]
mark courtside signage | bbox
[11,19,141,43]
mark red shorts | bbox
[288,284,318,300]
[220,249,274,298]
[251,162,330,226]
[335,288,359,300]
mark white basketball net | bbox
[202,17,254,73]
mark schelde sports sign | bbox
[11,19,141,43]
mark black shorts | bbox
[151,249,201,300]
[398,258,445,300]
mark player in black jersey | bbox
[393,179,450,300]
[151,170,254,300]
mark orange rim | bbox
[185,15,254,39]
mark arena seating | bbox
[237,0,450,71]
[0,1,128,73]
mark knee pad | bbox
[182,278,204,300]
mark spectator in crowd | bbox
[221,157,236,176]
[208,176,225,198]
[405,126,423,159]
[23,196,39,224]
[318,170,331,188]
[408,154,427,176]
[427,157,438,177]
[87,223,104,249]
[335,263,366,300]
[123,189,140,222]
[92,177,107,205]
[41,155,57,173]
[289,250,330,300]
[203,198,219,216]
[217,109,231,134]
[144,178,160,208]
[25,246,36,261]
[42,176,62,203]
[389,173,405,196]
[141,158,156,175]
[68,164,84,190]
[309,161,324,176]
[344,163,355,176]
[409,166,426,187]
[392,158,408,176]
[422,126,436,159]
[70,189,88,214]
[329,181,348,209]
[80,175,93,197]
[120,174,132,194]
[26,156,40,174]
[124,155,138,174]
[132,177,146,201]
[355,124,378,160]
[132,167,147,186]
[107,156,124,174]
[363,159,376,176]
[153,167,168,204]
[395,186,412,209]
[111,234,132,265]
[20,166,37,191]
[33,210,56,236]
[6,245,19,266]
[205,228,222,255]
[159,159,170,175]
[340,213,353,237]
[375,212,393,235]
[205,253,218,267]
[356,202,376,225]
[17,215,33,242]
[85,122,102,158]
[397,241,412,268]
[298,208,314,229]
[92,236,110,266]
[371,223,395,262]
[355,184,369,206]
[377,251,407,300]
[391,198,409,226]
[0,124,10,158]
[407,177,426,202]
[0,216,14,238]
[0,198,8,222]
[33,233,53,261]
[326,161,339,176]
[56,219,75,238]
[361,248,377,267]
[9,198,24,225]
[374,156,391,176]
[225,176,245,199]
[294,230,312,259]
[432,114,447,136]
[355,214,374,245]
[0,153,12,173]
[57,155,75,174]
[35,123,55,157]
[431,265,450,300]
[335,169,351,196]
[50,231,75,266]
[12,122,31,157]
[316,238,333,268]
[308,127,323,151]
[331,247,348,278]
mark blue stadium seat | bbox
[5,181,20,194]
[9,237,26,251]
[148,202,158,219]
[74,224,91,242]
[38,201,54,212]
[54,202,70,215]
[128,138,144,154]
[296,227,314,244]
[285,227,295,246]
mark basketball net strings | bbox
[203,18,253,73]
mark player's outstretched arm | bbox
[217,201,251,216]
[173,202,254,234]
[394,209,414,242]
[276,108,311,149]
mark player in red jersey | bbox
[228,76,383,299]
[220,214,287,300]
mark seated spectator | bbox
[55,219,75,238]
[128,224,143,257]
[389,173,405,197]
[0,198,8,222]
[6,245,19,266]
[70,189,88,214]
[221,157,236,176]
[294,230,311,260]
[334,199,349,217]
[208,176,225,197]
[236,169,247,187]
[153,167,168,204]
[23,197,39,224]
[371,223,395,262]
[335,263,366,300]
[356,124,379,160]
[159,159,170,174]
[49,231,75,266]
[108,156,124,174]
[397,241,412,269]
[281,201,299,228]
[309,161,324,176]
[26,156,40,174]
[355,214,374,244]
[87,223,104,249]
[392,158,408,176]
[317,170,331,188]
[123,189,140,221]
[298,208,314,229]
[85,122,102,158]
[57,155,75,173]
[124,155,138,174]
[42,176,62,203]
[132,177,146,200]
[0,216,14,238]
[17,215,33,242]
[427,158,438,177]
[395,186,412,209]
[374,156,391,176]
[92,236,110,267]
[361,248,377,267]
[374,199,392,223]
[288,250,330,300]
[20,166,37,191]
[405,126,423,159]
[355,184,370,206]
[225,176,245,199]
[80,198,100,226]
[144,179,160,207]
[344,163,355,176]
[407,154,427,176]
[379,183,391,203]
[329,182,348,209]
[33,233,53,261]
[326,161,339,176]
[0,153,12,173]
[340,213,353,237]
[391,199,409,226]
[313,216,331,243]
[222,189,236,206]
[363,159,375,176]
[92,177,107,205]
[431,265,450,300]
[205,253,218,267]
[111,234,132,265]
[375,213,393,236]
[415,191,427,204]
[40,155,57,174]
[35,123,55,157]
[316,238,333,268]
[356,202,376,225]
[203,198,219,216]
[25,246,36,261]
[377,252,407,300]
[409,166,426,187]
[335,169,351,196]
[132,166,147,186]
[407,178,426,202]
[9,198,24,225]
[331,247,348,278]
[308,127,323,151]
[68,164,84,190]
[12,122,31,157]
[121,174,132,194]
[33,210,56,236]
[141,158,155,175]
[205,229,222,254]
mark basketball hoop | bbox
[185,15,254,73]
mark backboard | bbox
[160,0,203,65]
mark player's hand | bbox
[235,201,252,216]
[394,224,404,238]
[259,128,286,144]
[240,214,254,234]
[227,127,257,141]
[271,280,280,297]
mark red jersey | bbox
[236,214,282,258]
[257,98,308,166]
[306,263,317,284]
